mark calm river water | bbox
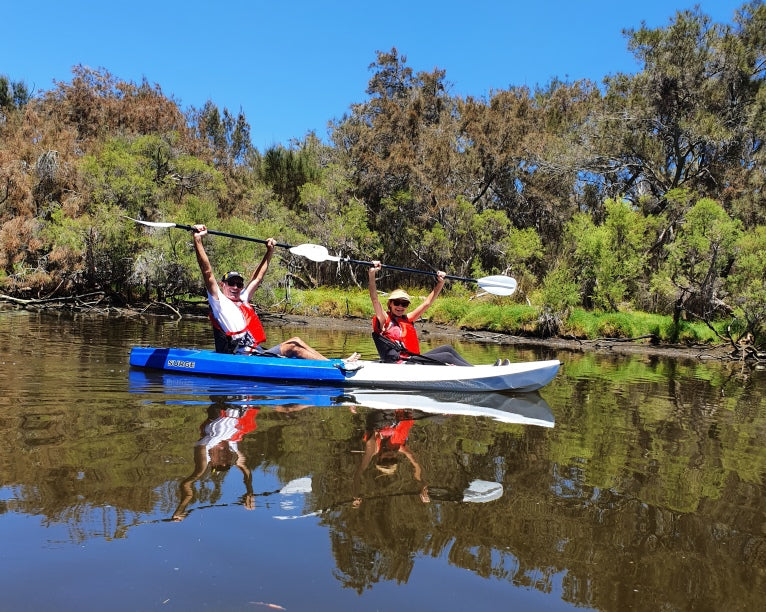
[1,308,765,611]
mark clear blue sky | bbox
[2,0,746,151]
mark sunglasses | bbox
[225,280,244,288]
[390,299,410,307]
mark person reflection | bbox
[172,397,259,521]
[352,409,430,507]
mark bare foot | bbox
[346,352,361,362]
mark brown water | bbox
[1,309,765,611]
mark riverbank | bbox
[258,312,738,362]
[0,297,743,362]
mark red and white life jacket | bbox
[210,300,267,354]
[372,313,421,362]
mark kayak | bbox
[129,346,560,393]
[128,346,560,393]
[127,370,555,427]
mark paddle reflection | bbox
[123,371,559,590]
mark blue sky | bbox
[2,1,747,151]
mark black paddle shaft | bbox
[340,257,479,285]
[172,222,293,250]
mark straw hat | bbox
[388,289,411,302]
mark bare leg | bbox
[279,338,361,361]
[279,337,328,360]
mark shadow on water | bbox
[2,310,766,611]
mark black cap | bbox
[221,271,244,283]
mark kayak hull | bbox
[128,346,560,393]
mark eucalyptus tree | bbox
[0,67,190,294]
[457,87,536,218]
[716,1,766,228]
[0,74,30,111]
[259,143,321,210]
[727,225,766,343]
[189,101,253,167]
[596,3,765,219]
[552,198,654,312]
[42,65,186,143]
[330,48,465,271]
[188,100,258,214]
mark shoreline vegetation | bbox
[1,286,759,364]
[2,6,765,366]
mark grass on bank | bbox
[266,286,724,346]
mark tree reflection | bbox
[6,338,766,610]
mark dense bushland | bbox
[1,3,764,352]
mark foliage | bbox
[268,286,724,345]
[656,197,742,322]
[561,307,720,344]
[41,202,142,295]
[726,225,766,343]
[1,5,765,351]
[0,74,31,110]
[260,144,321,209]
[538,265,580,314]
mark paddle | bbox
[337,256,518,296]
[126,216,517,295]
[124,216,336,263]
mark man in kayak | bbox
[367,260,474,366]
[192,223,358,361]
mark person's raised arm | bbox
[399,445,430,503]
[368,261,387,330]
[192,225,220,298]
[235,450,255,510]
[408,270,446,321]
[242,238,276,301]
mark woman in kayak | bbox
[192,224,359,362]
[367,260,473,366]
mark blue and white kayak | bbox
[128,346,560,393]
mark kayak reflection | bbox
[128,370,555,426]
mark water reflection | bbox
[172,396,310,521]
[127,369,555,426]
[4,310,766,611]
[351,408,433,508]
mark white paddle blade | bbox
[462,479,504,503]
[289,243,340,262]
[477,275,517,296]
[125,216,178,229]
[279,477,312,495]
